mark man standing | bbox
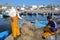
[9,7,22,39]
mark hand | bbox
[47,25,50,28]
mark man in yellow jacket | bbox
[8,7,22,39]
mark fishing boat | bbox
[3,14,10,18]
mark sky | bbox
[0,0,60,6]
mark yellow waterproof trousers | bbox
[10,15,21,38]
[42,27,55,38]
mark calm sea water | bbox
[19,14,60,28]
[0,14,60,28]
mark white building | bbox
[2,6,7,10]
[38,5,46,10]
[30,5,37,10]
[32,5,37,8]
[55,7,60,10]
[20,7,25,10]
[39,5,46,8]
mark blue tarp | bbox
[0,30,9,40]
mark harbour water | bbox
[20,13,60,28]
[0,12,60,40]
[0,13,60,29]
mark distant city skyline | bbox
[0,0,60,6]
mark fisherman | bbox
[8,7,22,39]
[42,16,58,39]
